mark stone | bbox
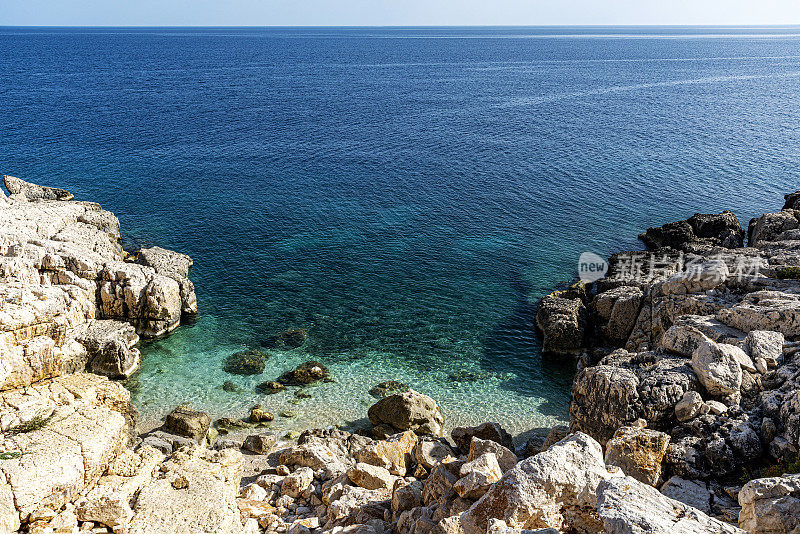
[659,476,711,514]
[278,361,330,386]
[593,286,643,342]
[748,211,799,245]
[133,246,197,316]
[454,453,503,500]
[468,437,517,473]
[354,431,418,476]
[706,400,728,416]
[281,467,314,498]
[541,426,569,451]
[242,433,277,455]
[392,479,423,513]
[414,438,456,470]
[691,340,742,397]
[744,330,784,367]
[660,259,729,296]
[604,422,670,486]
[718,290,800,338]
[369,380,409,399]
[348,463,396,491]
[264,328,308,349]
[597,475,744,533]
[280,443,349,476]
[76,492,133,531]
[3,175,73,201]
[164,406,211,441]
[675,391,705,423]
[221,380,241,393]
[223,349,267,375]
[249,404,274,423]
[738,473,800,533]
[368,390,444,436]
[535,294,586,356]
[451,422,513,453]
[460,433,620,533]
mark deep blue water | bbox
[2,26,800,437]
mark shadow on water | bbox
[479,268,575,417]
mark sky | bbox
[2,0,800,27]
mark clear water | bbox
[2,26,800,439]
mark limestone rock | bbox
[354,430,417,476]
[460,433,620,533]
[604,422,670,486]
[597,475,744,533]
[675,391,706,423]
[243,433,276,455]
[454,453,502,500]
[691,340,742,397]
[413,437,456,470]
[738,473,800,533]
[718,290,800,338]
[134,246,197,316]
[348,463,396,491]
[659,476,711,514]
[368,391,444,437]
[660,259,729,296]
[593,286,643,342]
[75,320,140,378]
[744,330,784,368]
[3,175,73,201]
[282,467,314,498]
[468,437,517,473]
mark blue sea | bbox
[2,26,800,439]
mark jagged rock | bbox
[603,421,670,486]
[164,406,211,441]
[454,453,502,500]
[596,475,744,533]
[282,467,314,498]
[691,340,743,397]
[659,476,711,513]
[660,259,729,296]
[640,211,744,251]
[542,426,569,451]
[422,462,459,507]
[749,211,799,246]
[468,437,517,473]
[242,433,276,455]
[738,473,800,533]
[3,175,73,201]
[278,361,330,385]
[675,391,707,423]
[327,485,391,525]
[392,479,423,513]
[280,442,349,476]
[593,286,643,342]
[535,294,586,356]
[451,422,513,453]
[368,390,444,437]
[661,316,745,357]
[460,433,620,533]
[75,320,140,378]
[348,463,396,491]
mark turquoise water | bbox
[2,26,800,438]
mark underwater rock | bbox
[447,370,492,383]
[264,328,309,349]
[369,380,409,398]
[221,380,241,393]
[295,389,312,399]
[278,361,330,386]
[214,417,251,432]
[222,349,267,376]
[256,381,287,394]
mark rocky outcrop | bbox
[535,291,587,356]
[639,210,745,251]
[3,174,73,201]
[738,472,800,533]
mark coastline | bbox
[1,175,800,533]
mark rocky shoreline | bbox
[1,175,799,533]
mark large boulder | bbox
[75,320,140,378]
[368,390,444,437]
[597,476,745,533]
[738,473,800,533]
[535,294,586,356]
[164,406,211,441]
[592,286,643,343]
[277,361,330,385]
[460,433,620,533]
[748,211,800,246]
[639,211,744,251]
[134,246,198,316]
[451,422,513,453]
[691,340,743,397]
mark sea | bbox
[1,26,799,440]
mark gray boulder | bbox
[368,390,444,436]
[738,473,800,533]
[451,422,513,453]
[691,340,743,397]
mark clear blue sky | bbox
[2,0,800,27]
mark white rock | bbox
[691,340,742,397]
[738,473,800,533]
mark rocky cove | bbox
[1,174,799,533]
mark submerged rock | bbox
[264,328,308,349]
[369,381,409,399]
[221,380,241,393]
[249,404,274,423]
[256,380,286,394]
[278,361,330,386]
[223,349,267,376]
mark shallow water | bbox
[2,26,800,439]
